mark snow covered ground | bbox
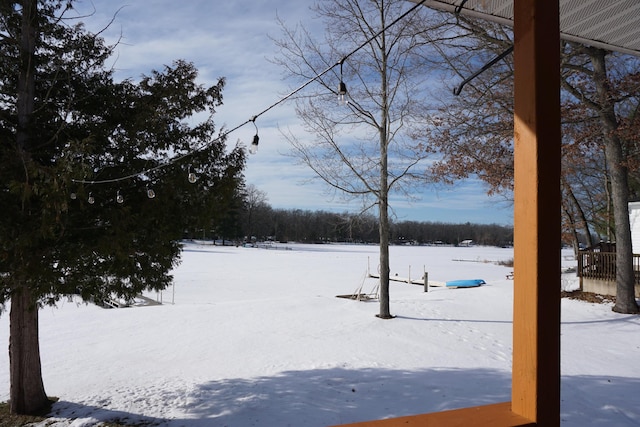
[1,242,639,426]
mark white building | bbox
[629,201,640,254]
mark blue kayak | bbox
[445,279,485,288]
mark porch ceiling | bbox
[409,0,640,57]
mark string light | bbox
[68,0,429,194]
[146,185,156,199]
[88,192,95,204]
[249,116,259,154]
[338,59,348,105]
[116,190,124,204]
[250,135,259,154]
[188,167,197,184]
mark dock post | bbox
[423,269,428,292]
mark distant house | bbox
[576,203,640,297]
[459,239,473,247]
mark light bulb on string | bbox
[146,185,156,199]
[70,192,77,200]
[88,193,95,204]
[65,0,437,192]
[249,116,259,154]
[338,82,348,105]
[338,58,348,105]
[249,134,259,154]
[188,167,197,184]
[116,190,124,204]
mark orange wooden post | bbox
[511,1,561,426]
[334,1,562,425]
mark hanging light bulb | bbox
[338,81,348,105]
[249,134,259,154]
[88,192,95,204]
[116,190,124,204]
[146,186,156,199]
[338,58,348,105]
[249,116,259,154]
[70,192,77,200]
[188,167,197,184]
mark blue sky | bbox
[72,0,513,225]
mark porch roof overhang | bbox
[409,0,640,57]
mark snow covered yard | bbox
[1,242,639,426]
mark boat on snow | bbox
[444,279,486,288]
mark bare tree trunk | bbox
[589,48,639,314]
[563,179,594,250]
[376,0,392,319]
[562,202,580,256]
[378,77,392,317]
[378,155,392,318]
[9,287,49,414]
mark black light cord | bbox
[73,0,430,185]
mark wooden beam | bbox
[332,402,534,427]
[511,1,561,426]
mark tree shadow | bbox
[47,400,164,426]
[169,367,511,426]
[44,368,640,426]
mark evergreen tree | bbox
[0,0,246,414]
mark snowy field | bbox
[1,242,639,426]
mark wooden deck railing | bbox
[577,251,640,283]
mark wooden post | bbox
[333,0,562,425]
[512,1,561,426]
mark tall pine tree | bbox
[1,0,246,414]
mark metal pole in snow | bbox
[424,266,428,292]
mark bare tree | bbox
[566,46,640,314]
[419,12,640,313]
[242,184,270,240]
[273,0,443,318]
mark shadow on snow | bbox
[45,367,639,426]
